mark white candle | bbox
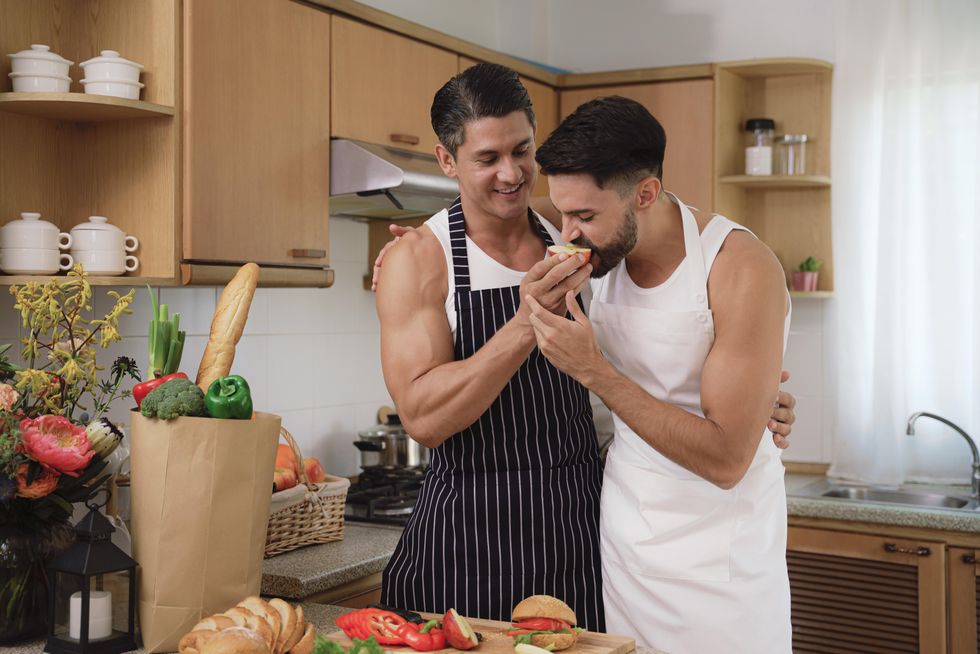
[69,590,113,640]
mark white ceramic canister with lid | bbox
[7,44,73,77]
[79,50,143,83]
[0,212,72,250]
[69,216,139,252]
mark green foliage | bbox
[798,256,823,272]
[312,635,384,654]
[140,378,208,420]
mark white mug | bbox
[0,248,73,275]
[70,216,138,252]
[72,250,138,276]
[0,212,72,250]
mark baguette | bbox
[196,262,260,392]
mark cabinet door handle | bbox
[289,249,326,259]
[390,133,420,146]
[963,553,977,564]
[883,543,931,557]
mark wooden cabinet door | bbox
[560,80,713,214]
[459,57,557,198]
[787,526,946,654]
[183,0,330,266]
[949,547,979,654]
[332,15,457,155]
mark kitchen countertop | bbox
[785,472,980,532]
[262,522,404,598]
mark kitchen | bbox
[0,0,977,653]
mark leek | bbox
[147,285,185,378]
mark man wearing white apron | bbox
[528,97,793,653]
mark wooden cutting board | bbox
[326,613,636,654]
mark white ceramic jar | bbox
[79,50,143,83]
[70,216,138,252]
[0,213,72,250]
[7,44,73,77]
[0,249,73,275]
[69,216,139,276]
[79,78,143,100]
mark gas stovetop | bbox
[345,467,427,526]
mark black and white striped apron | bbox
[382,198,605,631]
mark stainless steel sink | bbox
[793,479,980,511]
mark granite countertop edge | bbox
[786,495,980,532]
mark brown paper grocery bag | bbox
[130,411,281,652]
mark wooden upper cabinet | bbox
[459,57,557,197]
[561,79,714,214]
[332,16,457,155]
[183,0,331,268]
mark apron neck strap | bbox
[667,192,710,309]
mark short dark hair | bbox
[431,63,536,156]
[536,96,666,194]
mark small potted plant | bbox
[792,256,822,292]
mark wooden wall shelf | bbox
[720,175,831,188]
[0,275,180,287]
[0,92,175,122]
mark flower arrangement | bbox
[0,267,139,529]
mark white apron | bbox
[592,195,792,653]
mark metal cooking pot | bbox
[355,414,429,469]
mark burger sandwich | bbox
[509,595,581,651]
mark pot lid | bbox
[79,50,144,70]
[7,44,73,66]
[71,216,123,234]
[358,414,409,439]
[1,212,59,235]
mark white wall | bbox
[0,219,389,479]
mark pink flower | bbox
[16,463,59,499]
[19,415,94,477]
[0,383,18,411]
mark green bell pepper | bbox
[205,375,253,419]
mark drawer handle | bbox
[963,553,977,564]
[289,249,326,259]
[884,543,931,557]
[390,133,420,146]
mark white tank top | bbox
[425,207,565,337]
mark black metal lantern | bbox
[45,489,137,654]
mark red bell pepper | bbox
[395,620,446,652]
[133,372,188,408]
[363,609,408,645]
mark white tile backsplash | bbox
[782,395,824,462]
[782,297,833,464]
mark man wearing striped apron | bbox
[528,97,794,652]
[376,64,605,629]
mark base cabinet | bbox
[788,526,946,653]
[949,547,979,653]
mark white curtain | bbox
[829,0,980,485]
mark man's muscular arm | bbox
[377,227,590,447]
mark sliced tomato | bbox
[512,618,571,631]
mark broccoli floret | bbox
[140,378,209,420]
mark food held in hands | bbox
[140,377,208,420]
[205,374,254,419]
[442,608,479,650]
[546,245,591,263]
[510,595,580,651]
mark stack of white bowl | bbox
[7,44,72,92]
[0,213,74,275]
[69,216,139,276]
[79,50,144,100]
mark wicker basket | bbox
[264,427,350,558]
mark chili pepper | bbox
[132,372,188,408]
[395,620,446,652]
[205,375,253,419]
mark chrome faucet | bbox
[906,411,980,500]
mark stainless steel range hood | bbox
[329,139,459,220]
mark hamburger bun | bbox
[528,631,578,650]
[512,595,577,625]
